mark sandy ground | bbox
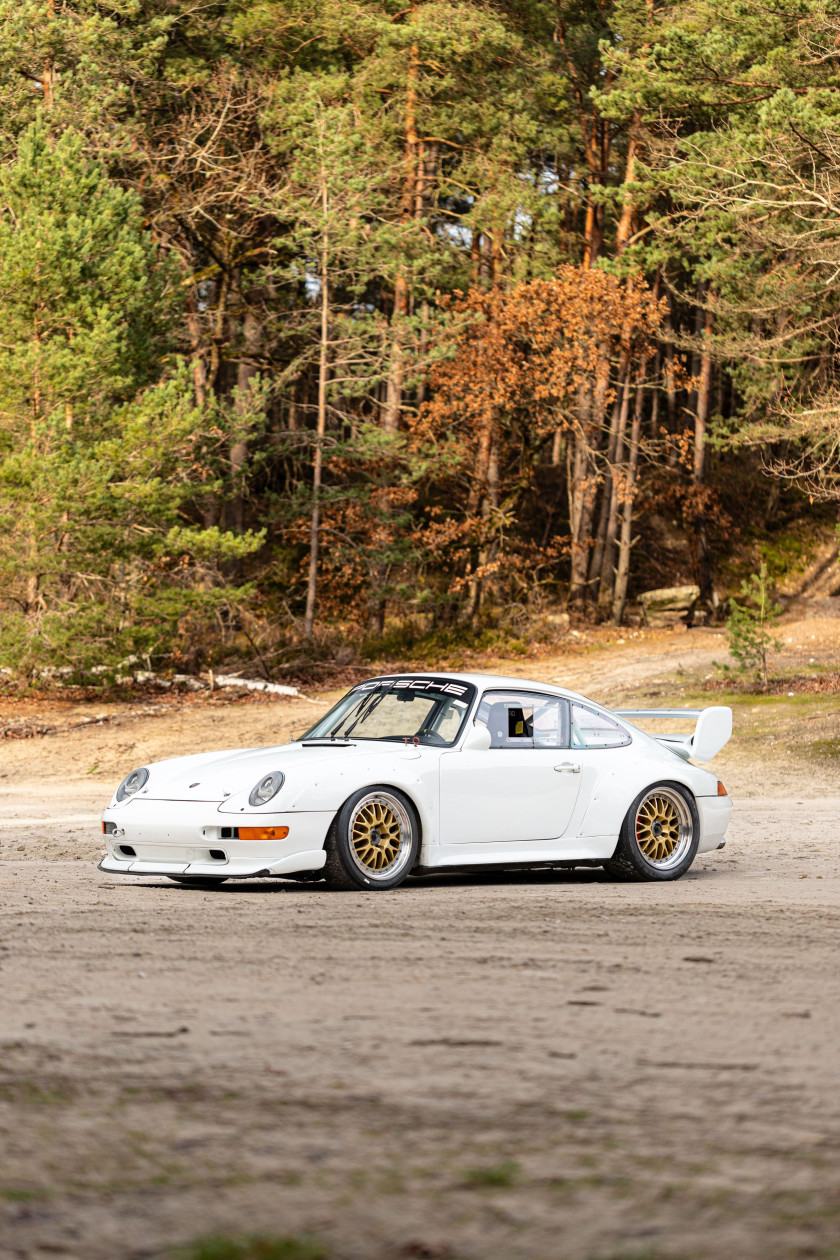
[1,617,839,1259]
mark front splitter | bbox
[97,859,273,878]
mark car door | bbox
[439,690,583,845]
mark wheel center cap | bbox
[370,828,382,845]
[652,821,663,838]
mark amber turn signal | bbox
[239,826,289,842]
[717,780,728,796]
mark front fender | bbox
[220,748,440,852]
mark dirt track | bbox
[1,620,839,1260]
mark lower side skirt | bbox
[412,859,607,876]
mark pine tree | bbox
[0,121,262,673]
[0,120,169,431]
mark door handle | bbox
[554,762,581,774]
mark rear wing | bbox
[613,706,732,763]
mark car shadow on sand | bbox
[98,865,720,894]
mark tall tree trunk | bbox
[373,8,423,628]
[287,379,300,431]
[664,295,678,466]
[612,356,648,624]
[598,370,633,608]
[591,116,645,601]
[693,304,713,485]
[304,191,330,640]
[382,273,408,434]
[648,349,661,436]
[206,268,230,396]
[688,282,705,426]
[42,0,55,109]
[469,230,481,284]
[614,112,641,256]
[566,344,612,607]
[186,290,207,408]
[469,430,499,624]
[601,271,658,608]
[416,300,430,405]
[692,298,715,603]
[382,11,420,432]
[568,384,597,607]
[466,411,495,618]
[229,299,261,537]
[589,350,629,596]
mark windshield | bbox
[301,677,476,747]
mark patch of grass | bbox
[168,1237,327,1260]
[0,1080,74,1106]
[587,1248,678,1260]
[703,675,840,698]
[0,1187,50,1202]
[461,1159,520,1188]
[812,739,840,759]
[550,1173,631,1195]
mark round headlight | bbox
[116,767,149,802]
[248,771,285,808]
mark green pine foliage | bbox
[0,1,836,675]
[722,563,783,687]
[0,122,262,675]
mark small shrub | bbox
[721,563,782,688]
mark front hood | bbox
[113,741,421,808]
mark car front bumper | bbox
[99,799,332,878]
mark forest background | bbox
[2,0,840,682]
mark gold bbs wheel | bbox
[633,787,693,871]
[347,791,414,883]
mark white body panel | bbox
[439,748,582,843]
[99,672,733,880]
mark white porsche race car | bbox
[98,673,733,890]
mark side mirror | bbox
[462,721,492,752]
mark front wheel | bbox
[603,783,699,882]
[324,786,420,891]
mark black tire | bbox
[167,876,228,887]
[603,782,699,882]
[324,785,420,891]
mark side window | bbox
[570,703,631,749]
[475,691,569,749]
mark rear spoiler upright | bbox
[613,706,732,763]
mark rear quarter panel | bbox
[575,742,720,839]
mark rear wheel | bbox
[604,783,698,882]
[167,876,228,888]
[324,786,419,891]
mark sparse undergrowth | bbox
[702,672,840,696]
[461,1159,521,1188]
[167,1236,328,1260]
